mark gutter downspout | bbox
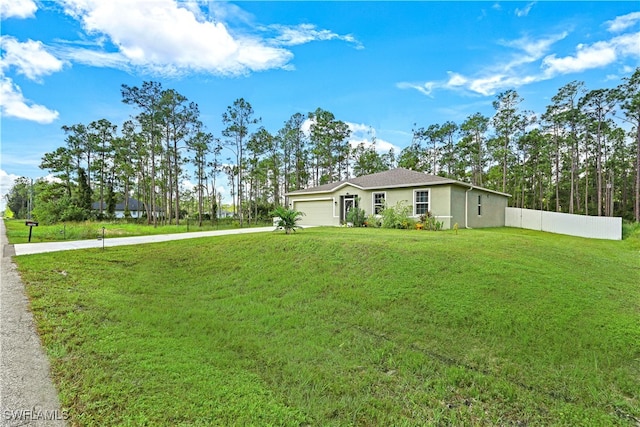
[465,186,473,229]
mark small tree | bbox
[271,206,305,234]
[3,206,14,218]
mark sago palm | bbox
[271,206,305,234]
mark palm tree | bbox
[271,206,305,234]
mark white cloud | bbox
[301,118,399,153]
[56,0,294,76]
[0,152,43,168]
[0,169,20,210]
[207,1,254,26]
[398,32,566,97]
[0,37,65,124]
[0,0,37,19]
[53,1,361,76]
[542,32,640,75]
[447,72,468,87]
[468,74,539,96]
[515,2,536,18]
[0,76,59,123]
[269,24,363,49]
[300,117,314,136]
[396,81,435,97]
[346,122,400,153]
[52,46,129,70]
[0,36,66,81]
[398,25,639,97]
[347,122,372,135]
[42,174,62,184]
[605,11,640,33]
[180,179,195,193]
[500,32,568,63]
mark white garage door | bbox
[294,200,335,226]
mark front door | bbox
[342,195,356,224]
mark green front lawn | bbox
[14,227,640,426]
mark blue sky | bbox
[1,0,639,206]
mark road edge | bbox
[1,219,68,426]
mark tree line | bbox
[5,67,639,224]
[400,71,640,221]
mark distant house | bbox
[285,168,510,229]
[92,197,144,218]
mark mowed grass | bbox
[14,227,640,426]
[4,218,270,244]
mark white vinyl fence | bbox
[505,208,622,240]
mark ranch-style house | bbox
[285,168,510,229]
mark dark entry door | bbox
[342,195,356,223]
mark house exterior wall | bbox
[449,186,467,229]
[429,186,452,229]
[450,186,507,228]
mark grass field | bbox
[13,227,640,426]
[4,218,271,244]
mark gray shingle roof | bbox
[286,168,510,196]
[349,168,455,188]
[92,197,144,211]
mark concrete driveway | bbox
[13,226,277,256]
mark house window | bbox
[373,192,385,214]
[414,190,429,215]
[477,195,482,216]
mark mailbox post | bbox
[25,221,39,242]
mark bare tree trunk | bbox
[635,125,640,222]
[569,141,575,214]
[555,131,560,212]
[165,138,172,224]
[174,137,180,226]
[151,150,157,227]
[596,123,603,216]
[584,140,589,215]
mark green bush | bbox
[346,207,366,227]
[365,214,382,228]
[622,220,640,240]
[381,201,414,229]
[419,211,444,231]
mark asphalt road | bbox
[1,219,67,427]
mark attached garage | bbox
[291,198,338,226]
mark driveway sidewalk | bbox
[13,226,277,256]
[1,220,67,427]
